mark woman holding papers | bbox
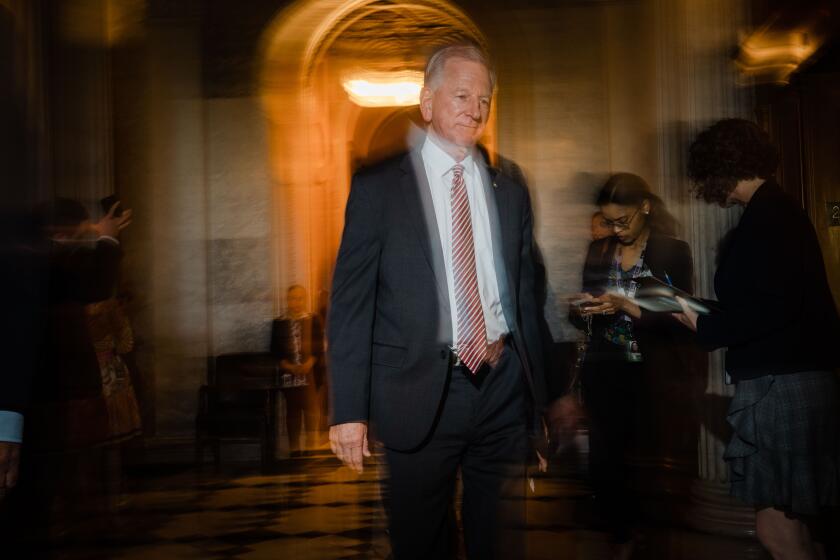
[570,172,699,559]
[677,118,840,560]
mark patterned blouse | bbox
[602,247,651,362]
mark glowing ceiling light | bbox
[342,71,423,107]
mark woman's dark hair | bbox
[596,172,678,236]
[687,118,779,205]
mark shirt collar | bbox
[421,132,476,182]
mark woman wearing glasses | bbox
[676,119,840,560]
[570,172,697,559]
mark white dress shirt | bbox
[421,133,509,345]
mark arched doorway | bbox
[351,106,425,169]
[259,0,496,311]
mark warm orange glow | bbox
[342,71,424,107]
[105,0,146,45]
[59,0,146,45]
[736,15,828,84]
[259,0,493,305]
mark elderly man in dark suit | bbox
[327,44,547,560]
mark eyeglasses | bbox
[602,207,641,231]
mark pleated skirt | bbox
[724,370,840,515]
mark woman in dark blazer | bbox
[571,173,698,559]
[677,119,840,560]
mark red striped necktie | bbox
[450,163,487,375]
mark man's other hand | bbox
[329,422,370,474]
[0,442,21,499]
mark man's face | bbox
[420,57,492,152]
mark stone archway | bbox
[259,0,495,311]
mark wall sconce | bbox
[735,11,830,84]
[342,71,423,107]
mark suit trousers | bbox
[382,345,529,560]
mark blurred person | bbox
[0,198,131,550]
[85,294,142,513]
[327,43,547,560]
[271,285,324,456]
[676,118,840,560]
[85,297,142,444]
[591,210,612,241]
[589,210,613,262]
[570,173,694,560]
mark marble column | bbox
[652,0,758,537]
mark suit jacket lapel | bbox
[400,151,453,331]
[479,162,541,408]
[478,160,518,332]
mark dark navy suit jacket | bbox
[327,149,547,451]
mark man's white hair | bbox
[423,43,496,91]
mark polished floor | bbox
[45,446,771,560]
